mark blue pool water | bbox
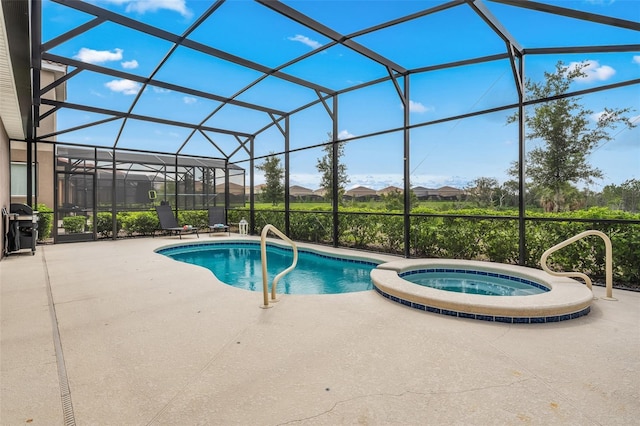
[400,269,549,296]
[157,242,378,294]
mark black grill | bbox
[3,203,38,255]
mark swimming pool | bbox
[156,241,379,294]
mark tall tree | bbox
[602,179,640,212]
[465,177,499,207]
[316,132,349,203]
[508,60,635,212]
[257,153,284,206]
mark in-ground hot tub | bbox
[371,259,593,323]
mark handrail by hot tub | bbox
[540,230,615,301]
[260,224,298,308]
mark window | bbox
[10,162,37,196]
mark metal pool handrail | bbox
[260,224,298,308]
[540,230,615,300]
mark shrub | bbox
[177,210,208,229]
[338,210,379,248]
[121,212,159,236]
[62,215,86,234]
[289,211,332,243]
[35,203,53,240]
[96,212,122,238]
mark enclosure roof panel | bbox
[27,0,639,158]
[55,145,241,170]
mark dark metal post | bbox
[518,57,527,265]
[33,140,38,207]
[224,160,230,211]
[174,155,179,211]
[403,75,411,258]
[112,148,117,239]
[93,148,98,240]
[26,140,33,207]
[332,96,339,247]
[284,116,290,236]
[28,0,42,208]
[249,138,255,235]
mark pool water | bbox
[400,270,549,296]
[158,242,378,294]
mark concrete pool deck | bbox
[1,235,639,425]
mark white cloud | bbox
[288,34,322,50]
[153,87,171,94]
[406,100,433,113]
[121,59,139,69]
[273,173,473,191]
[99,0,191,17]
[568,60,615,82]
[183,96,197,104]
[105,79,141,95]
[74,47,123,64]
[287,173,321,189]
[633,55,640,65]
[337,130,355,140]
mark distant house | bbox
[313,188,327,199]
[436,186,464,200]
[289,185,322,201]
[345,185,378,201]
[411,186,438,200]
[253,184,266,195]
[377,186,403,196]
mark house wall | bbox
[10,142,55,208]
[10,65,60,210]
[0,122,9,259]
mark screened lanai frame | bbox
[26,0,640,260]
[52,144,243,241]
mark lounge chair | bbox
[208,206,230,236]
[155,204,199,239]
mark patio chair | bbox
[155,204,199,239]
[208,206,230,236]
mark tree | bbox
[601,179,640,212]
[508,60,635,212]
[381,189,418,211]
[466,177,499,207]
[316,132,349,203]
[256,153,284,206]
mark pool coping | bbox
[371,259,594,323]
[154,238,391,267]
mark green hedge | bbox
[177,210,207,229]
[97,209,208,237]
[229,206,639,286]
[120,211,159,236]
[62,215,87,234]
[35,203,53,240]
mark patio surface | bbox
[1,234,639,425]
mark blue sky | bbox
[42,0,639,191]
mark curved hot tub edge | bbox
[371,259,593,324]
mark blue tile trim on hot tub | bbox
[373,285,590,323]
